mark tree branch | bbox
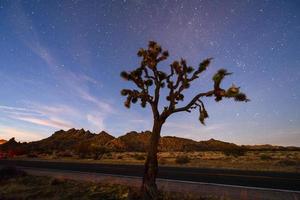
[172,90,214,114]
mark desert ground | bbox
[13,150,300,173]
[0,166,219,200]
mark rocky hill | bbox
[159,136,199,152]
[27,128,115,153]
[1,128,299,154]
[106,131,151,151]
[0,138,27,154]
[0,139,6,145]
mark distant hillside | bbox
[106,131,151,151]
[159,136,199,152]
[0,138,27,154]
[241,144,300,151]
[1,128,299,154]
[27,128,115,153]
[0,139,7,145]
[104,131,241,152]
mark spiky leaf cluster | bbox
[120,41,248,126]
[120,41,169,108]
[165,58,214,110]
[212,69,249,102]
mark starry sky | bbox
[0,0,299,146]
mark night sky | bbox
[0,0,299,146]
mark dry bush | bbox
[159,157,167,165]
[169,152,175,157]
[260,154,273,160]
[222,148,246,157]
[175,155,190,164]
[50,177,65,185]
[56,151,73,158]
[104,152,112,159]
[27,152,38,158]
[277,159,297,166]
[133,153,145,160]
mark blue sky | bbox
[0,0,299,146]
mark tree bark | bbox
[141,120,163,200]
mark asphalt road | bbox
[1,159,299,191]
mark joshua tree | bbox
[120,41,249,199]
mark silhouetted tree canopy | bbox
[121,41,249,125]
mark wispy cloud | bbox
[13,116,73,130]
[86,113,106,132]
[0,104,77,118]
[27,103,79,117]
[9,1,58,70]
[0,126,43,142]
[77,88,114,113]
[7,2,115,134]
[0,104,76,130]
[129,119,149,124]
[0,105,38,116]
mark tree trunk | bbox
[141,120,163,200]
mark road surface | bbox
[0,159,299,191]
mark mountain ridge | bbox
[1,128,299,154]
[0,139,7,145]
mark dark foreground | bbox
[1,167,208,200]
[1,159,299,191]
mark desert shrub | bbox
[158,157,167,165]
[105,152,112,158]
[56,151,73,158]
[27,152,38,158]
[175,155,190,164]
[13,148,28,156]
[223,148,246,157]
[0,166,26,180]
[277,159,297,166]
[260,154,272,160]
[50,154,59,159]
[76,142,91,159]
[287,153,294,159]
[50,177,65,185]
[90,146,108,160]
[133,153,145,160]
